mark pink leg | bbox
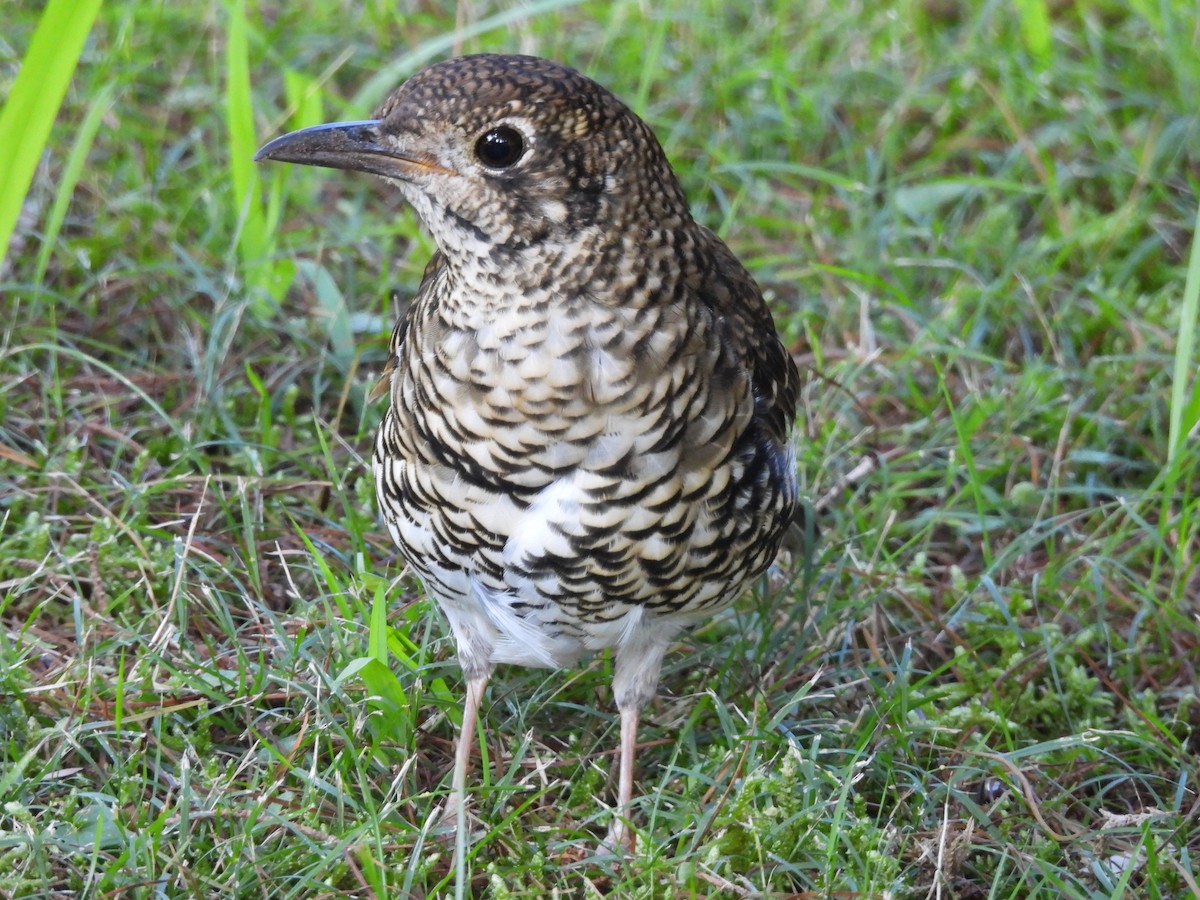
[606,702,640,854]
[442,671,489,829]
[605,632,670,855]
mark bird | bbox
[255,53,800,853]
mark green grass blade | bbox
[0,0,103,269]
[1168,198,1200,463]
[349,0,586,110]
[225,0,259,246]
[225,0,290,310]
[32,82,114,283]
[1013,0,1053,68]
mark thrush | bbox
[256,53,800,852]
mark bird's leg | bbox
[442,669,490,830]
[607,702,641,854]
[605,631,671,855]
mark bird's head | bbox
[255,54,692,268]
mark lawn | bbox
[2,0,1198,897]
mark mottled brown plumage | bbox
[256,53,800,853]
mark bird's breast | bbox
[391,293,745,491]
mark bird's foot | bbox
[422,795,468,846]
[599,818,636,858]
[438,794,460,829]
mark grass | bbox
[2,0,1198,896]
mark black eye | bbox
[474,126,525,169]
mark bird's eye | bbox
[474,126,525,169]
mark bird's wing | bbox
[694,229,800,446]
[370,251,447,402]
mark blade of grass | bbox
[350,0,587,110]
[1013,0,1052,69]
[225,0,290,312]
[33,82,114,283]
[297,259,355,372]
[263,66,328,237]
[0,0,103,269]
[1167,198,1200,463]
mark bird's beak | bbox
[254,120,450,179]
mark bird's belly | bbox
[373,426,793,671]
[375,462,600,670]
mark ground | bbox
[1,0,1198,897]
